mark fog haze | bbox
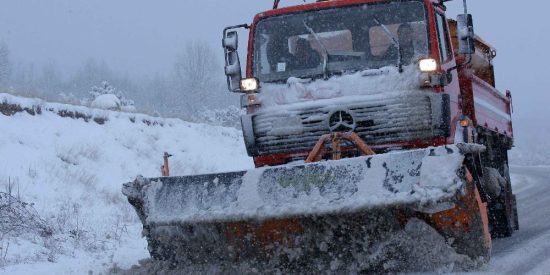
[0,0,547,120]
[1,2,550,272]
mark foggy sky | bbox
[0,0,547,120]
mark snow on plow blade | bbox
[123,145,482,269]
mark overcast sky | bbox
[0,0,547,120]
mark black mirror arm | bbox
[223,24,250,36]
[222,24,250,49]
[446,53,472,75]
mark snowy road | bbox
[477,166,550,275]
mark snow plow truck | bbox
[123,0,518,271]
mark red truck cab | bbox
[222,0,513,168]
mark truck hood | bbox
[257,65,424,111]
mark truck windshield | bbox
[253,1,428,82]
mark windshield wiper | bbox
[372,16,403,73]
[303,21,330,79]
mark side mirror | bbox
[223,30,242,92]
[223,31,239,52]
[224,51,242,92]
[456,14,475,55]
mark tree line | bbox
[0,40,238,122]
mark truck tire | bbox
[490,203,513,237]
[512,195,519,230]
[489,166,515,238]
[505,164,519,231]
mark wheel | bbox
[488,170,515,238]
[512,195,519,230]
[504,166,519,231]
[489,203,513,238]
[478,135,517,238]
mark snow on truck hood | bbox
[257,65,424,110]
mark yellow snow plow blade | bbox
[123,144,490,271]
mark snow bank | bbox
[0,93,253,272]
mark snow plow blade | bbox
[123,144,490,270]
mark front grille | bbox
[252,93,449,155]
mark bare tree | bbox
[171,41,223,115]
[69,59,114,97]
[0,41,10,90]
[139,73,172,115]
[39,62,63,97]
[173,41,218,92]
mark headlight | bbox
[419,58,438,72]
[240,78,259,92]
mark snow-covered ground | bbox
[0,93,253,274]
[1,93,549,274]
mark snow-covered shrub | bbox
[193,105,244,128]
[0,192,51,240]
[88,81,136,112]
[91,93,121,111]
[0,189,53,267]
[0,192,133,266]
[50,202,108,255]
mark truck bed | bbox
[449,19,513,139]
[471,75,513,137]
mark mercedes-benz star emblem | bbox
[328,110,356,132]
